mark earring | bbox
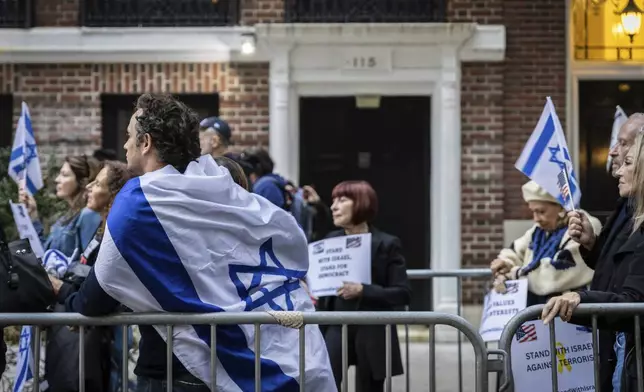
[558,211,566,218]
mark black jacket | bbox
[573,226,644,392]
[582,198,631,291]
[317,228,411,380]
[576,198,631,391]
[65,267,193,381]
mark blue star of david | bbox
[229,238,307,311]
[548,145,571,170]
[10,144,38,175]
[18,330,30,353]
[24,143,38,165]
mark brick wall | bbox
[0,63,269,160]
[449,0,567,300]
[448,0,505,301]
[240,0,284,25]
[502,0,567,219]
[34,0,79,27]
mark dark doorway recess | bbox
[299,96,431,310]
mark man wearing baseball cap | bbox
[199,116,232,158]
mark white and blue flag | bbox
[94,155,335,392]
[608,105,628,172]
[13,326,33,392]
[515,97,580,210]
[8,102,43,196]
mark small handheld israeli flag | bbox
[8,102,43,196]
[515,97,580,211]
[13,326,33,392]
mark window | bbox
[101,94,220,161]
[578,80,644,221]
[0,94,12,148]
[573,0,644,61]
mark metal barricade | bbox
[0,311,495,392]
[406,268,494,392]
[498,303,644,392]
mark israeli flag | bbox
[607,105,628,172]
[42,249,74,278]
[8,102,43,196]
[515,97,581,210]
[13,326,33,392]
[94,155,335,392]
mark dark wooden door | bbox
[578,81,644,222]
[299,96,431,310]
[0,94,13,148]
[101,94,219,161]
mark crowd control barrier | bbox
[405,268,494,392]
[498,303,644,392]
[0,311,499,392]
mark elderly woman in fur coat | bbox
[491,181,602,306]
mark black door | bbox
[299,96,431,310]
[101,94,220,161]
[578,81,644,222]
[0,94,13,148]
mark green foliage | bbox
[0,147,66,241]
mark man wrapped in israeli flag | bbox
[62,94,335,392]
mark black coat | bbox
[573,226,644,392]
[576,198,631,391]
[317,228,411,380]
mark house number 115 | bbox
[351,56,377,69]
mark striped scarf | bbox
[520,226,567,276]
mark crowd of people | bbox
[0,93,411,392]
[6,93,644,392]
[490,113,644,392]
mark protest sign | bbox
[307,233,372,297]
[511,319,595,392]
[9,201,45,258]
[479,279,528,342]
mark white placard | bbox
[479,279,528,342]
[512,319,595,392]
[9,201,45,258]
[307,233,372,297]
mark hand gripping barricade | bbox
[0,310,499,392]
[498,303,644,392]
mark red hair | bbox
[331,181,378,224]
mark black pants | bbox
[325,326,384,392]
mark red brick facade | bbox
[0,63,269,159]
[2,1,568,285]
[453,0,567,275]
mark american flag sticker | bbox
[557,168,571,203]
[312,242,325,255]
[516,323,538,343]
[505,281,519,294]
[346,236,362,249]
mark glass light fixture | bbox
[619,0,644,42]
[241,33,256,55]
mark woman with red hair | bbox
[316,180,411,392]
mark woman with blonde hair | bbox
[491,180,601,305]
[542,133,644,392]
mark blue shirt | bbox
[252,174,287,209]
[34,207,101,258]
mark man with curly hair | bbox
[61,94,334,392]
